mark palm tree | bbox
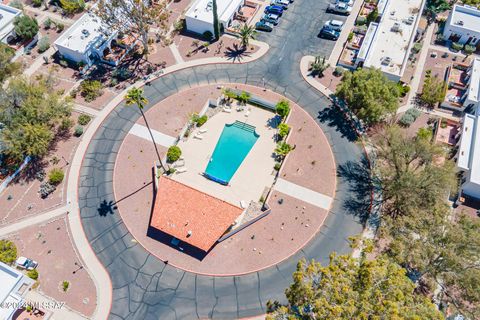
[238,24,256,48]
[274,142,293,160]
[124,87,166,171]
[309,55,330,78]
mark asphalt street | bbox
[78,0,367,318]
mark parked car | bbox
[327,2,352,15]
[256,21,274,32]
[16,256,38,270]
[271,0,289,9]
[337,0,354,6]
[262,13,280,25]
[324,19,344,31]
[265,5,284,16]
[319,26,340,40]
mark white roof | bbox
[0,262,23,319]
[448,4,480,34]
[467,57,480,103]
[468,114,480,186]
[359,0,425,79]
[186,0,243,24]
[0,3,21,41]
[458,114,475,171]
[54,12,107,53]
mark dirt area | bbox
[5,215,97,317]
[315,66,343,93]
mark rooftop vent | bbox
[381,56,392,66]
[456,20,464,26]
[405,15,415,25]
[391,22,402,32]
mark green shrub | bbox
[80,80,103,102]
[60,117,73,131]
[27,269,39,280]
[196,115,208,127]
[9,0,23,9]
[14,15,39,40]
[417,127,433,141]
[60,0,85,14]
[74,125,84,137]
[334,66,345,77]
[278,123,290,139]
[174,19,185,32]
[78,114,91,125]
[167,146,182,163]
[43,18,52,29]
[347,32,354,42]
[32,0,42,7]
[399,108,421,127]
[55,22,65,32]
[202,31,213,41]
[0,240,17,264]
[412,42,422,53]
[48,168,64,185]
[275,100,290,119]
[62,280,69,292]
[274,162,281,171]
[396,83,411,97]
[37,36,50,53]
[465,44,476,55]
[451,42,463,51]
[356,16,367,26]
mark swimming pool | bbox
[204,121,259,185]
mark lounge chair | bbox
[240,200,248,209]
[244,110,250,117]
[198,129,208,134]
[176,167,188,173]
[194,133,203,140]
[223,107,232,113]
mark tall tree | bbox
[0,43,21,83]
[212,0,220,40]
[267,255,444,319]
[238,24,256,48]
[336,68,399,126]
[95,0,170,58]
[375,125,456,219]
[124,87,166,171]
[420,70,447,108]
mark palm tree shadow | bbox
[337,155,381,227]
[317,106,358,142]
[224,43,251,63]
[97,181,153,217]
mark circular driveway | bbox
[78,0,368,318]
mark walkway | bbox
[128,124,176,148]
[274,178,333,209]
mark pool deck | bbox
[172,105,277,207]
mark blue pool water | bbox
[204,121,259,185]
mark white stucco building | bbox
[443,4,480,47]
[0,262,34,320]
[457,112,480,200]
[463,58,480,111]
[185,0,244,35]
[0,3,22,44]
[354,0,425,82]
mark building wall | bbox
[443,6,480,45]
[185,15,215,35]
[56,45,90,64]
[462,180,480,199]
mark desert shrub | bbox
[356,16,367,26]
[112,67,132,81]
[27,269,39,280]
[14,15,39,40]
[347,32,354,42]
[80,80,103,102]
[59,117,73,131]
[39,182,56,198]
[48,168,64,185]
[274,162,281,171]
[412,42,422,53]
[166,146,182,163]
[174,19,185,32]
[77,114,91,125]
[55,22,65,32]
[451,42,463,51]
[278,123,290,139]
[43,18,52,29]
[196,115,208,127]
[0,240,17,264]
[74,125,84,137]
[399,108,422,127]
[32,0,42,7]
[275,100,290,119]
[396,83,411,97]
[62,280,69,292]
[465,44,476,55]
[9,0,23,9]
[60,0,85,14]
[37,36,50,53]
[334,66,345,77]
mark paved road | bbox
[78,0,367,319]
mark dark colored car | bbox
[255,21,274,32]
[262,13,280,25]
[319,26,340,40]
[265,5,284,16]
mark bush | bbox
[202,31,213,41]
[62,280,69,292]
[396,83,411,97]
[399,108,421,127]
[37,36,50,53]
[39,182,56,198]
[112,67,132,81]
[27,269,39,280]
[347,32,354,42]
[14,15,39,40]
[60,0,85,14]
[451,42,463,51]
[196,115,208,127]
[78,114,91,125]
[174,19,185,32]
[274,162,281,171]
[48,168,64,185]
[465,44,476,55]
[166,146,182,163]
[334,66,345,77]
[9,0,23,9]
[59,117,73,131]
[275,100,290,119]
[32,0,42,7]
[412,42,422,53]
[55,22,65,32]
[356,16,367,26]
[74,125,84,137]
[278,123,290,139]
[43,18,52,29]
[80,80,103,102]
[0,240,17,264]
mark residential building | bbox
[442,58,480,112]
[354,0,425,82]
[54,12,137,67]
[456,112,480,200]
[0,3,21,44]
[443,4,480,47]
[185,0,244,35]
[0,261,35,320]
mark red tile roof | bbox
[150,176,243,252]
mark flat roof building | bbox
[185,0,244,35]
[355,0,425,82]
[457,113,480,200]
[0,3,22,44]
[443,4,480,47]
[0,261,34,320]
[465,58,480,110]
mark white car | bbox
[272,0,289,5]
[327,2,352,15]
[324,20,344,31]
[16,256,38,270]
[337,0,354,6]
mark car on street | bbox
[337,0,354,6]
[319,26,340,40]
[16,256,38,270]
[256,21,274,32]
[262,13,280,25]
[271,0,289,9]
[265,5,284,16]
[324,19,344,31]
[327,2,352,15]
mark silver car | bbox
[324,19,344,31]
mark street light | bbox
[73,262,83,274]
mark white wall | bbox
[186,16,215,35]
[56,45,89,64]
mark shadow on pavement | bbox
[317,107,358,142]
[97,181,153,216]
[146,227,208,261]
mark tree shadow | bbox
[97,181,153,217]
[337,155,381,228]
[317,106,358,142]
[224,43,252,63]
